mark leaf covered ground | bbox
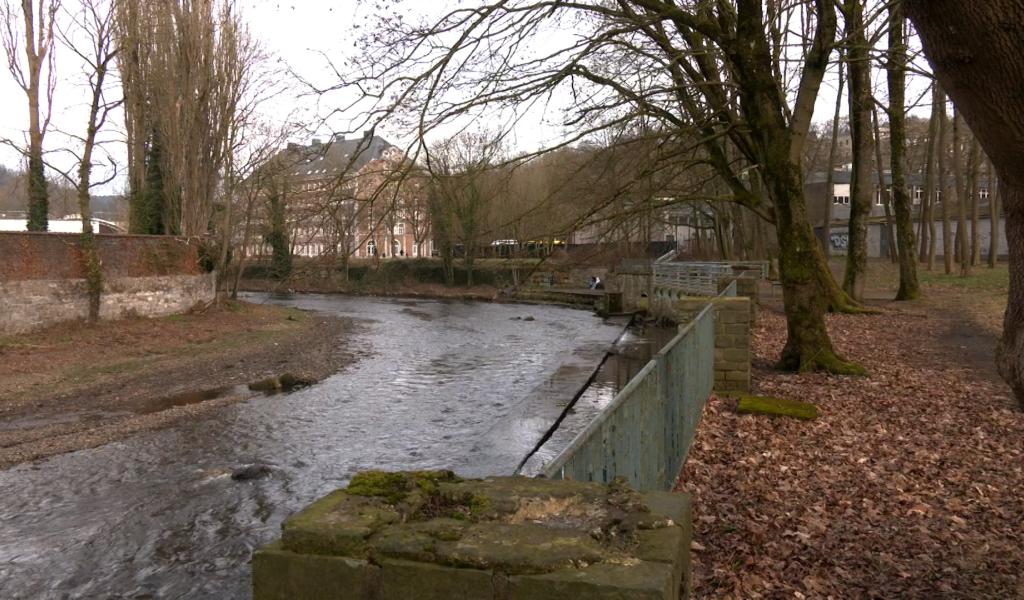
[678,285,1023,599]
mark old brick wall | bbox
[0,233,215,335]
[0,232,204,281]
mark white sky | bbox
[0,0,934,195]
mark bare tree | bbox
[59,0,120,321]
[352,0,864,373]
[887,3,919,300]
[952,110,970,276]
[841,0,873,301]
[920,82,939,270]
[114,0,258,236]
[426,132,504,287]
[1,0,59,230]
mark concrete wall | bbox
[0,232,215,335]
[821,217,1007,259]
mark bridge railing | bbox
[652,260,768,296]
[540,296,718,491]
[653,262,734,296]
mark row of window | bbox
[833,187,990,206]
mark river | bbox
[0,294,625,599]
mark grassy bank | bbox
[0,301,353,468]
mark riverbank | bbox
[240,276,503,301]
[0,301,355,469]
[679,264,1022,598]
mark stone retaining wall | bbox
[0,232,215,335]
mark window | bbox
[833,195,850,205]
[980,187,990,200]
[394,223,405,236]
[913,187,923,205]
[875,190,884,206]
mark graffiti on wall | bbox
[829,233,849,251]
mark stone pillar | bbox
[711,297,751,393]
[669,296,751,394]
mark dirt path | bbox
[679,283,1023,598]
[0,302,356,469]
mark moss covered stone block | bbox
[509,561,677,600]
[380,559,496,600]
[736,395,818,420]
[281,490,400,558]
[252,541,380,600]
[255,473,695,599]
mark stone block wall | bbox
[667,296,751,393]
[253,472,694,600]
[0,232,215,335]
[610,271,652,311]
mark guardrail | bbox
[540,297,718,491]
[653,262,734,296]
[652,260,768,296]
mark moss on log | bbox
[736,395,818,420]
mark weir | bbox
[252,281,755,599]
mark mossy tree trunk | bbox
[842,0,873,301]
[728,0,862,374]
[887,4,920,300]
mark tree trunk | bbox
[936,88,953,274]
[921,83,939,269]
[967,138,982,265]
[872,107,898,264]
[887,4,920,300]
[842,1,872,301]
[988,159,1000,267]
[905,0,1024,405]
[768,162,864,375]
[953,111,971,276]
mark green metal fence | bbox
[540,299,717,491]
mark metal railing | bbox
[540,299,717,491]
[652,260,768,296]
[653,262,734,296]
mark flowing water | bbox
[0,294,624,599]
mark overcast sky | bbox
[0,1,933,195]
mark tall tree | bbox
[841,0,873,301]
[936,88,953,274]
[952,111,970,275]
[359,0,864,373]
[887,3,919,300]
[967,137,982,266]
[114,0,257,235]
[60,0,120,321]
[920,83,939,270]
[905,0,1024,404]
[987,158,1000,268]
[1,0,59,230]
